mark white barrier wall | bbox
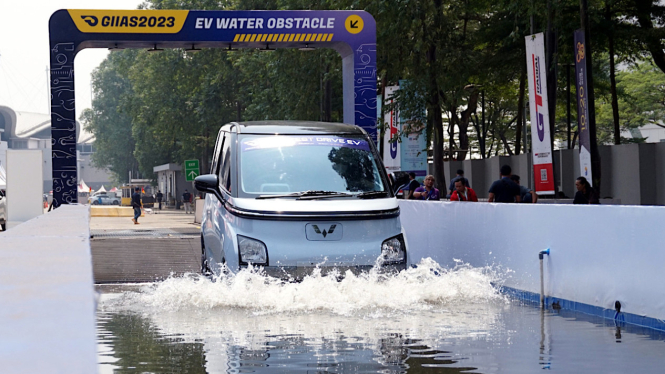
[400,200,665,321]
[0,205,96,373]
[6,150,43,226]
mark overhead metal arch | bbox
[49,9,377,206]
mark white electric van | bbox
[195,121,407,280]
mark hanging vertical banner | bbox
[574,29,593,185]
[398,80,427,181]
[382,85,400,172]
[525,33,555,194]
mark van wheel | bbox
[112,200,119,205]
[201,236,212,276]
[92,201,99,205]
[0,223,5,231]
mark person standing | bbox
[510,175,538,203]
[450,179,478,202]
[573,176,599,204]
[183,189,192,214]
[156,190,163,211]
[406,172,421,200]
[131,187,142,224]
[413,175,440,201]
[488,165,521,203]
[448,169,470,198]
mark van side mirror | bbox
[194,174,225,202]
[195,174,219,193]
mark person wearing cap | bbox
[131,187,142,224]
[447,169,470,198]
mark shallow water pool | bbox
[96,261,665,373]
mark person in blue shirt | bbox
[510,174,538,203]
[488,165,521,203]
[131,187,142,224]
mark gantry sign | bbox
[49,9,377,206]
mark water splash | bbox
[99,258,507,316]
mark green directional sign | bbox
[184,159,200,182]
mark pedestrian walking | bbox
[183,189,192,214]
[156,190,163,211]
[131,187,142,224]
[488,165,521,203]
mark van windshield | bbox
[238,134,386,197]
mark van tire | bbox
[0,223,5,231]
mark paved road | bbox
[90,209,202,283]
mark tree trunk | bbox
[499,131,514,156]
[457,89,480,160]
[516,64,526,154]
[606,4,620,145]
[547,0,559,195]
[428,0,446,192]
[634,0,665,75]
[323,64,332,122]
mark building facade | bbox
[0,105,112,193]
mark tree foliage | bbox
[80,0,665,187]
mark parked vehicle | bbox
[0,190,6,231]
[88,192,121,205]
[196,121,408,280]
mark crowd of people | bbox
[402,166,598,205]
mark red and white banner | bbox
[382,85,400,172]
[525,33,555,195]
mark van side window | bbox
[210,133,223,174]
[219,134,232,193]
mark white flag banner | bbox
[382,85,400,172]
[525,33,555,194]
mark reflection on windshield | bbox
[240,135,384,196]
[327,146,378,192]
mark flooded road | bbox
[96,260,665,373]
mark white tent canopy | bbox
[78,180,90,193]
[96,185,106,194]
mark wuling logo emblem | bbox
[312,224,336,238]
[81,15,98,26]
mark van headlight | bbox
[381,234,406,265]
[238,235,268,266]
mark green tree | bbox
[596,61,665,143]
[82,50,140,184]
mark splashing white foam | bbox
[100,258,507,316]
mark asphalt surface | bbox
[90,209,202,283]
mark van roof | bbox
[230,121,367,135]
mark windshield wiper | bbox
[256,190,353,200]
[356,191,390,199]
